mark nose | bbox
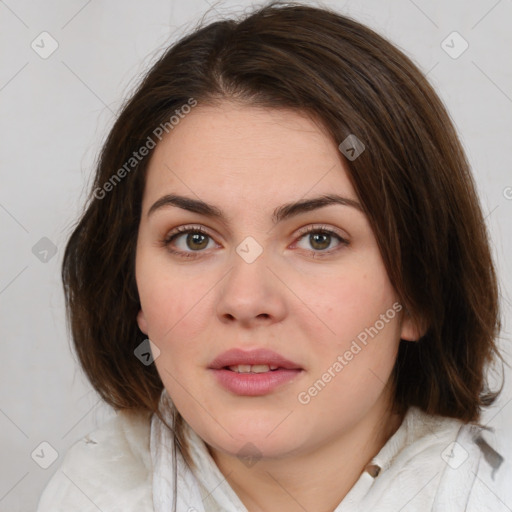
[215,242,287,327]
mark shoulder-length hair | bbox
[62,0,504,467]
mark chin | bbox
[202,422,304,461]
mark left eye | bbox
[295,228,347,252]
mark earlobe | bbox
[400,309,426,342]
[137,309,148,335]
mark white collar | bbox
[150,388,505,512]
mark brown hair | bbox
[62,0,504,470]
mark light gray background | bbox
[1,0,511,510]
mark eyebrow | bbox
[147,193,363,224]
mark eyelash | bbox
[160,224,349,260]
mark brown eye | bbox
[308,232,332,251]
[294,226,349,256]
[183,232,209,250]
[162,226,217,258]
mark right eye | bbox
[161,225,218,259]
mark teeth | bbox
[228,364,279,373]
[235,364,253,373]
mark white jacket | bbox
[37,389,511,511]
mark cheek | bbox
[301,314,401,415]
[295,253,397,343]
[136,254,213,341]
[292,253,402,403]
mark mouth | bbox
[208,348,303,371]
[208,349,304,396]
[225,364,284,373]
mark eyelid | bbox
[163,223,347,242]
[294,223,348,240]
[162,224,217,244]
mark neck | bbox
[207,402,405,512]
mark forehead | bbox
[143,102,357,208]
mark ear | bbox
[137,309,149,335]
[400,308,426,342]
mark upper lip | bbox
[209,348,302,370]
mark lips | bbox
[208,348,302,371]
[208,348,304,396]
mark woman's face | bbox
[135,102,418,459]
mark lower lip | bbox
[210,368,303,396]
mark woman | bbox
[37,1,508,511]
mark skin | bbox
[135,101,422,512]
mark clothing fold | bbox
[150,388,508,512]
